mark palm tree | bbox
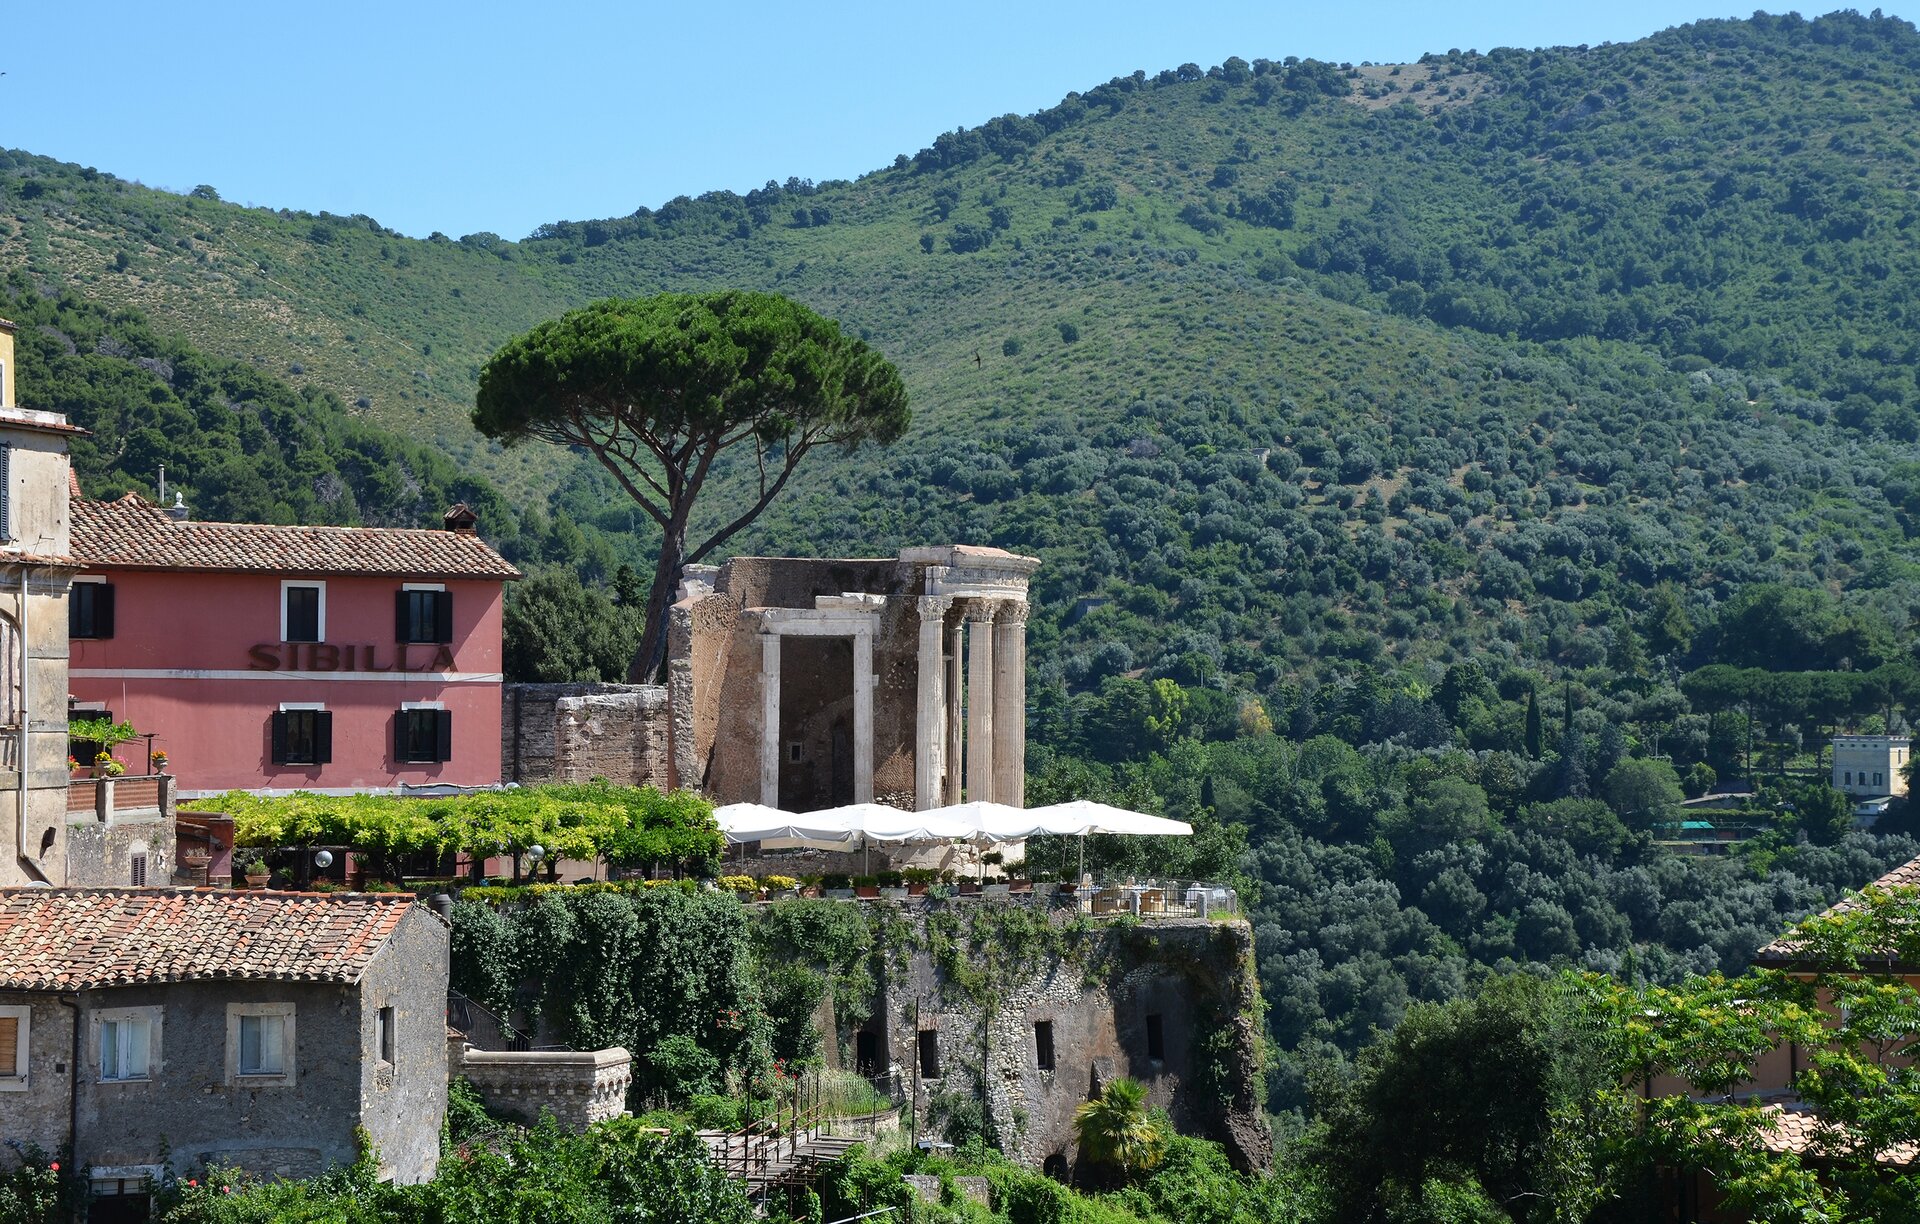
[1072,1077,1166,1180]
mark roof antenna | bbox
[157,464,166,506]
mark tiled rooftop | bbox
[1756,1101,1918,1167]
[71,494,520,580]
[0,888,426,989]
[1754,852,1920,964]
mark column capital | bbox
[963,599,1001,623]
[993,600,1031,626]
[916,594,954,619]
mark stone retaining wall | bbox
[455,1045,634,1131]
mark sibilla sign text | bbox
[248,643,458,672]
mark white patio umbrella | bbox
[808,802,973,873]
[1022,799,1193,882]
[1024,800,1193,838]
[711,802,858,850]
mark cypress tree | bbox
[1524,689,1543,759]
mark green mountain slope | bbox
[5,9,1918,707]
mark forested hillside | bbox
[8,8,1920,1112]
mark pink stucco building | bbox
[67,495,519,796]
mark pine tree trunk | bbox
[629,522,686,684]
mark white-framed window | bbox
[226,1002,296,1086]
[272,702,331,767]
[396,701,451,764]
[281,580,326,643]
[95,1007,160,1083]
[0,1003,29,1090]
[398,583,453,645]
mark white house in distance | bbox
[1831,734,1910,798]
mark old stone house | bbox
[0,888,449,1217]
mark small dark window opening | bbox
[396,708,452,764]
[1034,1020,1055,1072]
[377,1006,396,1064]
[70,582,115,639]
[396,589,453,644]
[918,1030,941,1080]
[855,1031,880,1078]
[271,709,332,766]
[285,585,321,642]
[1145,1013,1165,1062]
[129,853,147,887]
[788,741,803,763]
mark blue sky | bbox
[12,2,1778,239]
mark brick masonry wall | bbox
[457,1046,633,1130]
[501,684,671,788]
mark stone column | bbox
[964,602,998,803]
[992,602,1029,808]
[853,627,875,804]
[759,632,781,807]
[945,621,965,805]
[914,596,952,810]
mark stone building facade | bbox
[0,889,450,1207]
[0,318,83,887]
[838,909,1271,1176]
[1831,734,1910,798]
[501,546,1041,813]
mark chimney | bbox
[443,503,478,535]
[165,491,189,522]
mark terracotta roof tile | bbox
[1754,1101,1919,1168]
[1754,852,1920,963]
[71,495,520,580]
[0,888,428,989]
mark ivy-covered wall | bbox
[877,909,1272,1174]
[447,888,1270,1172]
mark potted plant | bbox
[719,874,760,900]
[799,874,824,898]
[853,874,880,899]
[66,755,81,776]
[92,751,125,779]
[763,874,800,901]
[903,867,937,896]
[822,873,855,900]
[983,875,1012,900]
[877,870,908,901]
[233,849,269,890]
[151,750,169,773]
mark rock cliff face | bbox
[855,909,1271,1174]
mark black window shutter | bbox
[395,591,410,642]
[435,591,454,644]
[271,711,289,765]
[68,587,84,638]
[96,584,115,639]
[435,709,453,762]
[394,710,408,762]
[315,711,334,764]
